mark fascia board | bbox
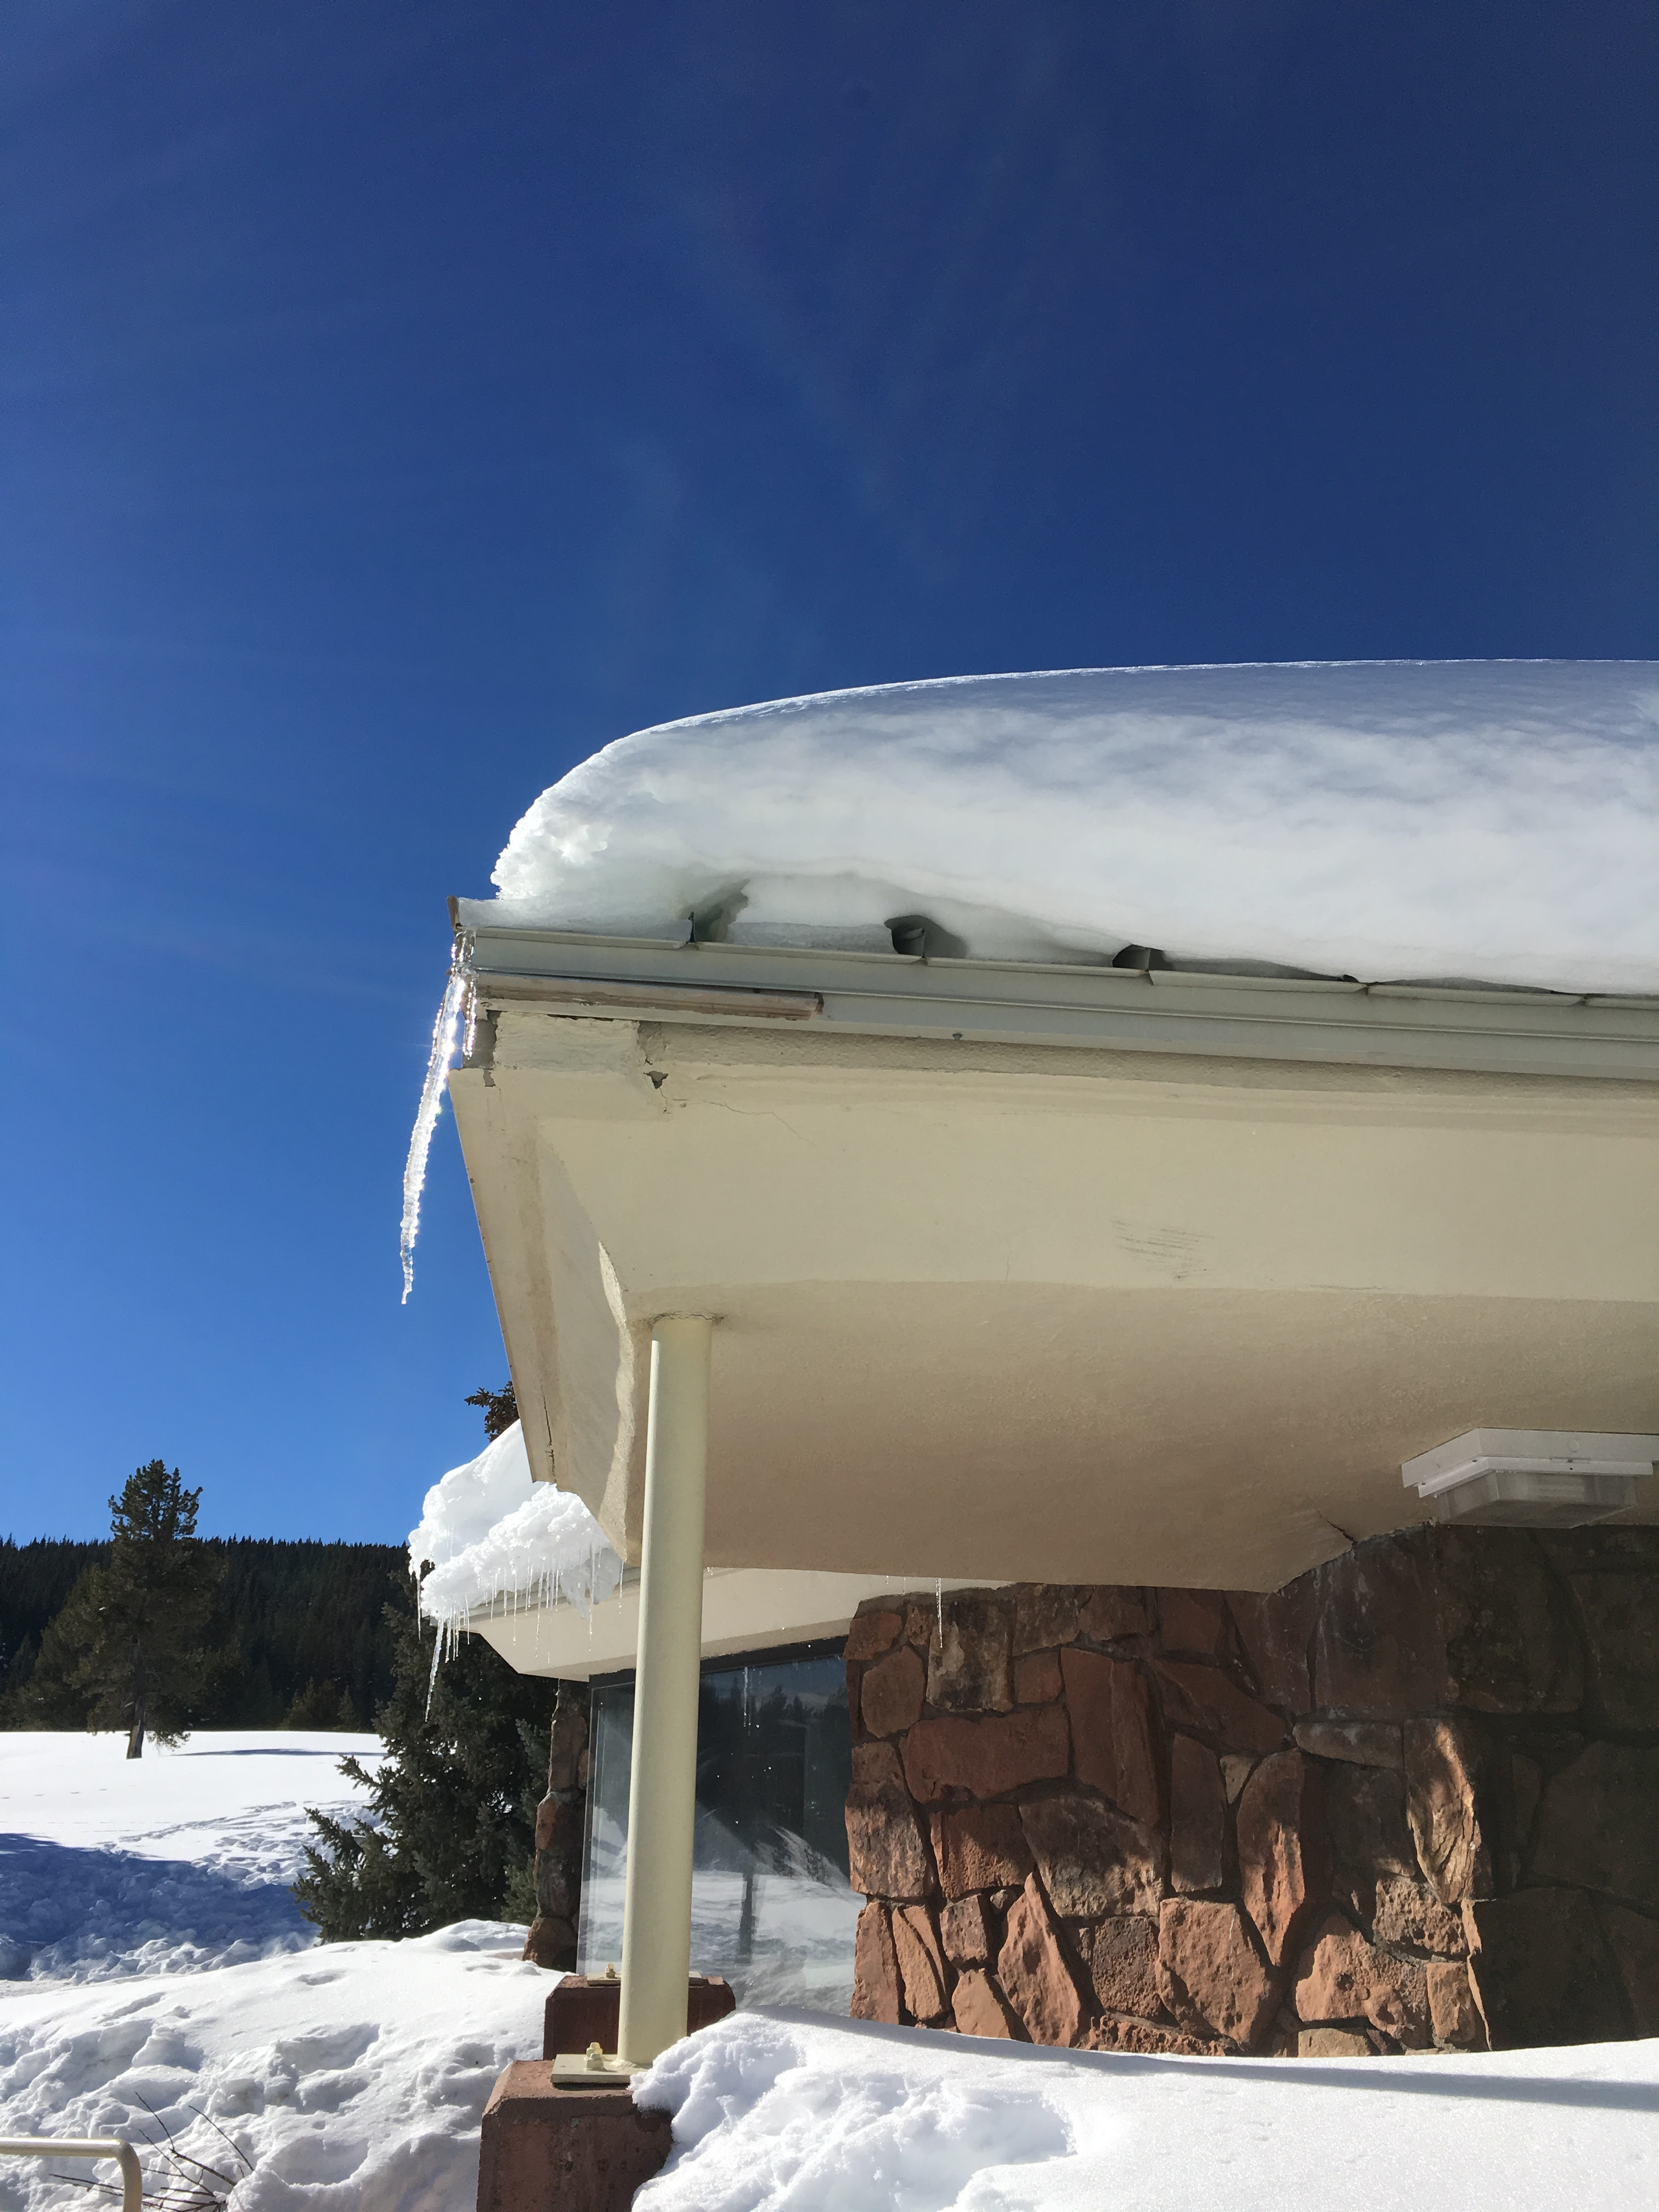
[459,923,1659,1083]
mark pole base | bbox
[541,1973,735,2062]
[476,2063,670,2212]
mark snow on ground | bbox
[1,1731,541,2209]
[407,1421,620,1640]
[633,2009,1659,2212]
[478,661,1659,995]
[0,1923,543,2212]
[0,1733,386,1984]
[4,1730,1658,2209]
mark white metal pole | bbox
[617,1314,711,2068]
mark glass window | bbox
[578,1645,859,2012]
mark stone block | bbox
[1326,1763,1416,1908]
[534,1792,583,1854]
[852,1739,905,1787]
[951,1967,1026,2038]
[476,2066,670,2212]
[1405,1718,1492,1905]
[1158,1589,1231,1658]
[1221,1753,1258,1803]
[844,1606,904,1663]
[1087,2016,1224,2056]
[522,1916,577,1971]
[1079,1587,1154,1642]
[1464,1888,1629,2049]
[846,1774,934,1900]
[892,1904,950,2022]
[940,1892,996,1967]
[1156,1898,1277,2049]
[1021,1792,1164,1918]
[1292,1912,1430,2048]
[1427,1960,1487,2049]
[542,1975,733,2060]
[1170,1735,1227,1894]
[545,1700,589,1793]
[851,1900,902,2022]
[1015,1649,1063,1704]
[1562,1565,1659,1727]
[905,1596,945,1652]
[1238,1750,1325,1966]
[1533,1742,1659,1909]
[929,1594,1015,1714]
[1228,1573,1319,1711]
[1437,1528,1583,1713]
[1152,1661,1286,1754]
[1297,2027,1371,2057]
[1086,1914,1163,2020]
[997,1873,1093,2045]
[1062,1647,1163,1826]
[1013,1584,1081,1654]
[904,1704,1071,1804]
[1293,1720,1403,1769]
[1312,1533,1452,1717]
[861,1643,926,1737]
[930,1804,1032,1898]
[1370,1876,1466,1957]
[1599,1899,1659,2035]
[534,1852,579,1921]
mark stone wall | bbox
[842,1526,1659,2054]
[523,1691,589,1971]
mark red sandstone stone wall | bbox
[842,1526,1659,2055]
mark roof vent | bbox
[1402,1430,1659,1527]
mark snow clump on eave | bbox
[408,1420,622,1640]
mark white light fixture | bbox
[1402,1430,1659,1527]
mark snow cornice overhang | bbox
[452,909,1659,1084]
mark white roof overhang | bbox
[447,921,1659,1594]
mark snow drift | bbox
[483,661,1659,996]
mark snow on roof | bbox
[485,661,1659,997]
[408,1421,621,1635]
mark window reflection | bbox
[578,1645,859,2011]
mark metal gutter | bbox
[461,921,1659,1082]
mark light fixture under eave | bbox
[1403,1430,1659,1527]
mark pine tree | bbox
[294,1383,552,1940]
[59,1462,225,1757]
[294,1581,552,1938]
[464,1382,518,1440]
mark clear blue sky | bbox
[3,2,1655,1543]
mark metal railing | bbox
[1,2135,142,2210]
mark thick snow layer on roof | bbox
[485,661,1659,995]
[408,1421,621,1631]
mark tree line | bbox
[3,1388,565,1939]
[2,1475,408,1743]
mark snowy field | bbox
[4,1730,1658,2210]
[0,1731,387,1983]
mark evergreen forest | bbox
[0,1534,408,1730]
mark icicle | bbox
[424,1620,444,1718]
[935,1577,944,1648]
[399,942,474,1303]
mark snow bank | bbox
[0,1733,383,1985]
[633,2009,1659,2212]
[484,662,1659,995]
[407,1421,621,1635]
[0,1923,539,2212]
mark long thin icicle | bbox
[400,948,472,1302]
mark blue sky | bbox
[3,1,1655,1542]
